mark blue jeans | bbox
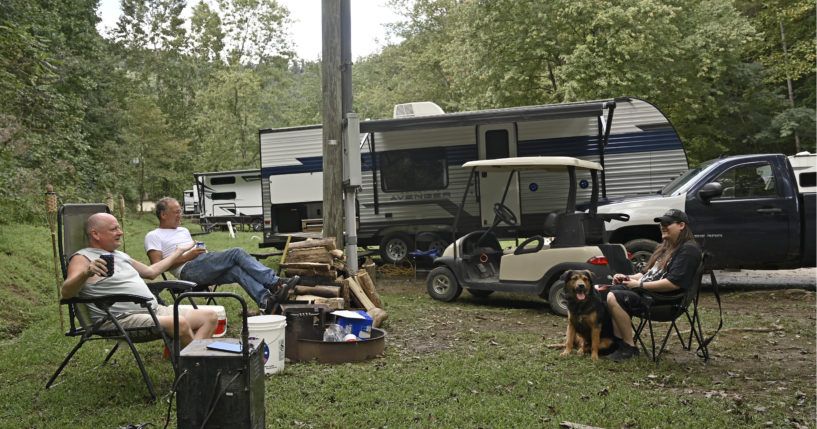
[180,248,279,307]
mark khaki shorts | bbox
[101,305,174,330]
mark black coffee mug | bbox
[100,254,114,277]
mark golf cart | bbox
[425,156,633,316]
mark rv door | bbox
[477,124,520,227]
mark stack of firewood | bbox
[280,238,387,328]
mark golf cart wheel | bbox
[625,239,658,272]
[380,232,413,264]
[467,288,494,297]
[426,266,462,302]
[547,280,568,317]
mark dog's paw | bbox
[560,349,570,357]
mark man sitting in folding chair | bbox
[63,212,218,348]
[604,209,702,362]
[145,197,298,315]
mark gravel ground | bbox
[704,267,816,290]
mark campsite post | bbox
[45,185,64,330]
[118,194,126,253]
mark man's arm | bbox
[62,255,107,299]
[147,247,206,271]
[136,242,196,280]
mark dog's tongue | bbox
[577,292,586,301]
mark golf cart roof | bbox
[462,156,603,172]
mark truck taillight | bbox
[588,256,608,265]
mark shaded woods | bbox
[1,0,813,224]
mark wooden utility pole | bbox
[322,0,344,246]
[322,0,353,247]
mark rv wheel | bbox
[251,218,263,231]
[425,236,449,254]
[547,280,568,317]
[426,266,462,302]
[379,233,413,264]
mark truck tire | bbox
[427,266,462,302]
[625,239,659,272]
[547,280,569,317]
[379,232,413,264]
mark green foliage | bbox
[1,0,814,226]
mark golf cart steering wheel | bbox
[493,203,518,226]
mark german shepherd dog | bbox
[559,270,616,360]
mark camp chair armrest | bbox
[148,280,197,291]
[60,294,155,306]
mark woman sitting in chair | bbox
[604,209,702,362]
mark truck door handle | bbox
[756,207,782,214]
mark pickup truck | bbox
[596,153,816,270]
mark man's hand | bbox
[87,258,108,278]
[186,247,207,260]
[175,241,196,253]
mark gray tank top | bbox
[72,248,157,321]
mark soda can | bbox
[196,241,206,249]
[100,254,114,277]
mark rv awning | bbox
[360,101,607,133]
[462,156,603,172]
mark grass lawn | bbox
[0,213,814,428]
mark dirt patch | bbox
[374,275,816,420]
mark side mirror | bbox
[697,182,723,202]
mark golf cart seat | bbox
[544,212,586,248]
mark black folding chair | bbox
[45,204,195,399]
[632,253,721,363]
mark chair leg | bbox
[102,341,121,365]
[46,339,87,389]
[109,319,158,400]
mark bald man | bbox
[62,213,217,348]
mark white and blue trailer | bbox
[259,97,689,262]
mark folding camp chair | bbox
[632,253,721,363]
[45,204,196,399]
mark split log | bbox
[344,277,375,311]
[367,307,388,328]
[362,257,376,281]
[294,285,341,298]
[285,247,332,264]
[288,237,336,251]
[331,259,347,271]
[284,268,337,278]
[313,297,345,310]
[355,270,382,308]
[342,279,351,307]
[329,249,344,259]
[281,262,331,270]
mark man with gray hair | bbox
[145,197,298,315]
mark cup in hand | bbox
[100,254,114,277]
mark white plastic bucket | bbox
[177,305,228,337]
[247,315,287,374]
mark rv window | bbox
[485,130,509,159]
[800,172,816,188]
[381,148,448,192]
[211,177,236,185]
[212,192,237,200]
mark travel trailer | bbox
[259,97,689,262]
[182,189,199,215]
[194,169,263,231]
